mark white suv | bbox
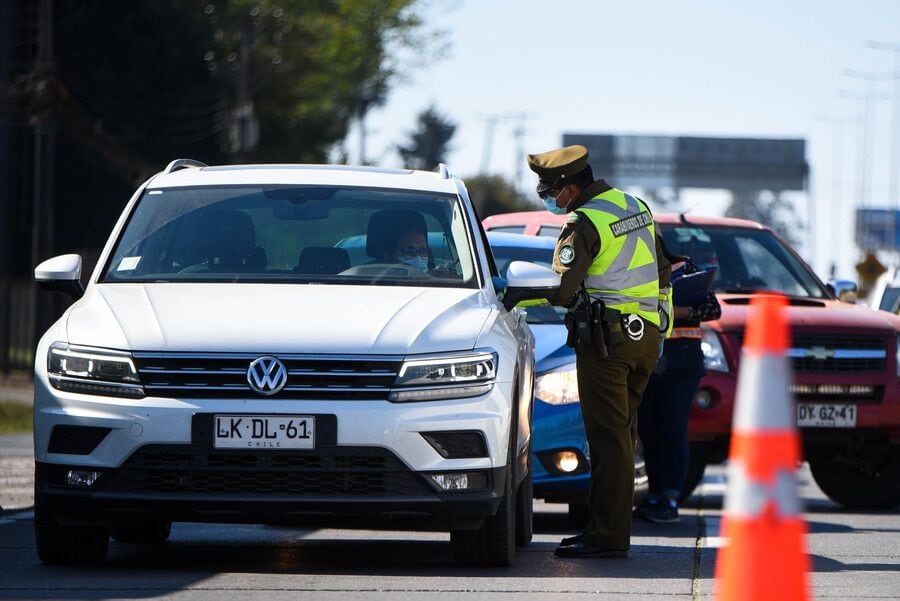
[32,160,561,566]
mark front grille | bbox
[132,353,402,399]
[99,445,433,497]
[790,384,883,404]
[735,333,888,373]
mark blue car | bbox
[487,232,648,522]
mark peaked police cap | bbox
[527,145,589,193]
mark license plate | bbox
[214,415,315,449]
[797,404,857,428]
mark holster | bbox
[565,288,612,360]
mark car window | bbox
[490,244,565,324]
[660,224,827,298]
[487,225,525,235]
[537,225,561,238]
[880,286,900,313]
[102,185,477,288]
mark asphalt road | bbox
[0,434,897,600]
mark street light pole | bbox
[865,40,900,263]
[815,113,860,277]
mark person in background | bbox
[635,252,721,523]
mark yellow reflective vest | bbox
[576,189,661,327]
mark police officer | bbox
[527,145,662,559]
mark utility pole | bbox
[865,40,900,264]
[815,113,860,277]
[839,77,884,209]
[30,0,58,347]
[231,16,258,162]
[475,114,498,174]
[475,112,535,188]
[506,112,535,192]
[843,69,896,268]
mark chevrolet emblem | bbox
[806,346,835,360]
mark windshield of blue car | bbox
[101,185,478,287]
[659,224,827,298]
[490,244,566,325]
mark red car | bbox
[485,210,900,508]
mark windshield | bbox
[659,224,827,299]
[102,185,478,287]
[491,244,565,325]
[879,287,900,313]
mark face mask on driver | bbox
[398,256,428,271]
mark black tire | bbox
[567,503,588,528]
[514,453,533,547]
[809,443,900,509]
[34,505,108,565]
[110,520,171,544]
[679,458,706,502]
[451,468,515,566]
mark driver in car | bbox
[387,226,430,272]
[374,211,456,279]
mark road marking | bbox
[691,483,706,601]
[691,474,731,600]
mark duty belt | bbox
[670,327,702,339]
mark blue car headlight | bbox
[535,365,579,405]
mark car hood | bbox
[65,284,493,355]
[713,295,900,334]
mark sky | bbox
[345,0,900,282]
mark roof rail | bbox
[164,159,209,174]
[437,163,451,179]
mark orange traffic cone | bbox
[713,294,811,601]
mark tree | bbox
[725,190,802,246]
[464,175,537,218]
[398,105,456,170]
[203,0,437,163]
[42,0,437,254]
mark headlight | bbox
[700,327,729,373]
[535,366,579,405]
[48,342,144,398]
[389,352,496,402]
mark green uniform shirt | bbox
[547,179,610,306]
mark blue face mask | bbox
[541,191,568,215]
[399,256,428,271]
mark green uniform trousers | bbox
[576,326,659,550]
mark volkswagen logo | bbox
[246,356,288,396]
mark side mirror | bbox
[827,278,858,304]
[501,261,561,311]
[35,254,85,300]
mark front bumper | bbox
[530,398,648,504]
[35,453,507,530]
[688,372,900,445]
[33,373,513,530]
